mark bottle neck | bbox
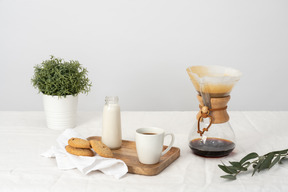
[105,96,119,105]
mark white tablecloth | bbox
[0,111,287,192]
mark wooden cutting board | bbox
[87,136,180,176]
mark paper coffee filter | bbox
[186,65,241,97]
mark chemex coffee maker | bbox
[186,65,241,157]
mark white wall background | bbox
[0,0,288,111]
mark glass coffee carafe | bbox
[186,65,241,157]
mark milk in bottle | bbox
[102,96,122,149]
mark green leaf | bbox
[242,161,251,167]
[218,165,234,174]
[258,153,275,172]
[240,152,259,165]
[229,161,241,168]
[269,153,281,169]
[225,166,238,174]
[252,158,264,176]
[252,164,260,176]
[220,175,236,180]
[229,161,247,171]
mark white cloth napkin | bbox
[41,129,128,179]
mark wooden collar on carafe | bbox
[197,95,230,136]
[198,105,228,114]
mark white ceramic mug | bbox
[135,127,175,164]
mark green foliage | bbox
[219,149,288,180]
[31,56,92,97]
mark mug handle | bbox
[161,133,175,156]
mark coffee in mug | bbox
[135,127,175,164]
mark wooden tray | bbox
[87,136,180,176]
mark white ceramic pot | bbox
[43,94,78,130]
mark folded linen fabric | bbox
[41,129,128,179]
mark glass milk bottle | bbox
[102,96,122,149]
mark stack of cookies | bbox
[65,138,114,158]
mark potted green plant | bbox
[31,56,92,130]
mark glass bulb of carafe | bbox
[188,119,236,157]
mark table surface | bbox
[0,111,287,192]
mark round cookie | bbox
[65,145,94,157]
[90,140,114,158]
[68,138,91,149]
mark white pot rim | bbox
[43,94,78,97]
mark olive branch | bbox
[218,149,288,180]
